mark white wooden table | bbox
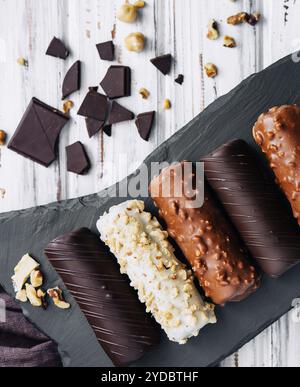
[1,0,300,367]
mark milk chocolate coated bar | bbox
[253,105,300,226]
[150,162,260,305]
[45,228,160,366]
[203,140,300,278]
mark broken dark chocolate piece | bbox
[103,125,112,137]
[96,41,115,61]
[175,74,184,85]
[85,118,105,138]
[8,98,69,167]
[66,142,90,175]
[100,66,131,99]
[46,37,69,60]
[89,86,98,92]
[62,61,81,100]
[45,228,160,367]
[108,101,134,125]
[150,54,172,75]
[135,111,155,141]
[77,91,109,121]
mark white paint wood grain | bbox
[0,0,300,367]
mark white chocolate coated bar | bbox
[97,200,216,344]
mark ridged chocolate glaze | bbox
[150,162,260,305]
[202,139,300,278]
[253,105,300,226]
[44,228,160,367]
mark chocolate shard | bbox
[108,101,134,125]
[46,37,69,60]
[135,111,155,141]
[96,41,115,61]
[77,91,109,121]
[66,142,90,175]
[175,74,184,85]
[62,60,81,100]
[150,54,172,75]
[100,66,131,99]
[103,125,112,137]
[204,139,300,278]
[8,98,69,167]
[44,228,160,367]
[85,118,105,138]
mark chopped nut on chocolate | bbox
[0,130,7,146]
[47,287,71,310]
[63,100,74,114]
[30,270,43,288]
[163,99,171,110]
[16,289,27,303]
[224,35,236,48]
[117,3,138,23]
[125,32,145,52]
[227,12,249,25]
[25,284,42,307]
[17,57,28,66]
[204,63,218,78]
[139,88,150,99]
[207,19,219,40]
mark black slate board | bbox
[1,53,300,368]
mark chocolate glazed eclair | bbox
[253,105,300,226]
[150,162,260,305]
[45,228,160,367]
[202,139,300,278]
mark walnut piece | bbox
[30,270,43,288]
[223,35,236,48]
[47,287,71,310]
[227,12,249,25]
[139,88,150,99]
[204,63,218,78]
[207,20,219,40]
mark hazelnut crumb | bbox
[17,57,28,66]
[134,0,145,8]
[0,130,7,146]
[227,12,249,25]
[223,35,236,48]
[63,100,74,114]
[207,20,219,40]
[163,99,171,110]
[204,63,218,78]
[47,287,71,310]
[139,88,150,99]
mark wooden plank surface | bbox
[0,0,300,367]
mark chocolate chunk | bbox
[100,66,131,99]
[8,98,69,167]
[77,91,109,121]
[96,41,115,61]
[103,125,112,137]
[150,54,172,75]
[175,74,184,85]
[46,37,69,60]
[203,139,300,278]
[85,118,105,138]
[66,142,90,175]
[89,86,98,92]
[62,60,81,100]
[135,111,155,141]
[44,228,160,367]
[108,101,134,125]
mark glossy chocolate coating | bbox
[150,162,260,305]
[253,105,300,226]
[203,139,300,278]
[44,228,160,366]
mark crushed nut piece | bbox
[134,0,145,7]
[117,3,138,23]
[30,270,43,288]
[37,289,48,309]
[16,289,27,303]
[17,57,28,66]
[139,87,150,99]
[227,12,249,25]
[223,35,236,48]
[163,99,171,110]
[125,32,145,52]
[25,284,42,307]
[0,130,7,146]
[204,63,218,78]
[47,287,71,310]
[247,12,261,26]
[207,19,219,40]
[63,100,74,114]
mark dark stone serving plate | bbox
[1,53,300,367]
